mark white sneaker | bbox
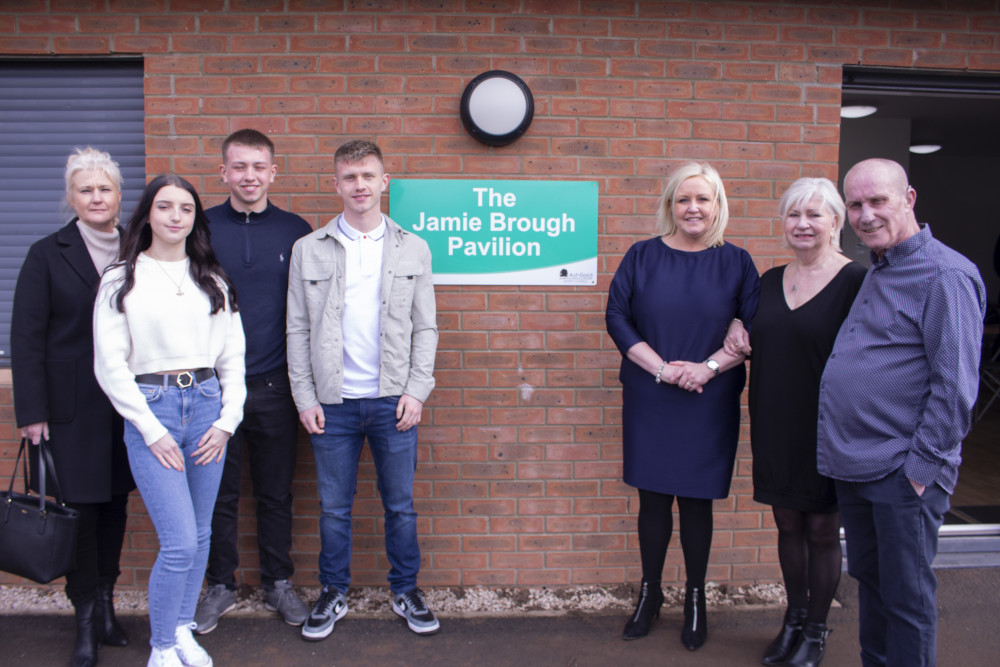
[148,646,184,667]
[175,623,213,667]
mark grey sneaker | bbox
[392,588,440,635]
[193,584,237,635]
[264,579,309,626]
[301,587,348,641]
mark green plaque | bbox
[390,179,598,285]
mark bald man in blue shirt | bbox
[817,158,985,667]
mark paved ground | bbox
[2,567,997,666]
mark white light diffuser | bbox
[840,105,878,119]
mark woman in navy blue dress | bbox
[606,162,759,650]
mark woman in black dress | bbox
[726,177,866,667]
[11,147,135,667]
[607,162,759,651]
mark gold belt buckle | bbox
[176,371,194,388]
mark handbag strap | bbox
[4,438,68,511]
[36,438,68,507]
[5,438,28,498]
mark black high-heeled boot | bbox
[786,622,831,667]
[681,585,707,650]
[762,607,807,665]
[70,595,99,667]
[96,582,128,647]
[622,580,664,640]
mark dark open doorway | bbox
[838,66,1000,566]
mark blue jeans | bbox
[311,397,420,594]
[836,467,950,667]
[124,376,225,649]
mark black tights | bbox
[637,489,714,588]
[773,506,842,624]
[64,493,130,604]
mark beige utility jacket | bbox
[286,215,437,412]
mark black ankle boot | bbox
[762,607,807,665]
[96,582,128,647]
[622,580,664,640]
[71,595,99,667]
[786,622,830,667]
[681,585,707,650]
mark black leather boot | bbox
[70,595,99,667]
[681,585,707,650]
[762,607,807,665]
[622,580,664,640]
[96,582,128,647]
[786,622,831,667]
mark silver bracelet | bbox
[654,361,666,384]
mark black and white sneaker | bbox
[301,588,348,641]
[392,588,440,635]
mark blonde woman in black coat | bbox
[11,147,135,667]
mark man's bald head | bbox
[843,158,919,258]
[844,158,909,197]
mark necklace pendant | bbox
[176,289,184,296]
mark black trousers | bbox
[65,493,129,604]
[206,372,300,589]
[837,470,949,667]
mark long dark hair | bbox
[112,173,238,315]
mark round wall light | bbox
[460,70,534,147]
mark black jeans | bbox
[206,372,300,589]
[65,493,129,604]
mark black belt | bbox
[134,368,215,388]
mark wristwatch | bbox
[705,358,720,376]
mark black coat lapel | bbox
[56,220,100,290]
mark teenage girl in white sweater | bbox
[94,174,245,667]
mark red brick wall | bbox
[2,0,999,591]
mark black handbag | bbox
[0,438,79,583]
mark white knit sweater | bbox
[93,253,246,446]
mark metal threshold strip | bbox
[935,524,1000,569]
[840,524,1000,570]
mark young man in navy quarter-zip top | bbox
[194,129,313,635]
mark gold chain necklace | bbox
[149,255,188,296]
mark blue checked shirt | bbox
[817,226,986,493]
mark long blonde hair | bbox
[655,161,728,248]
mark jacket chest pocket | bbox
[389,261,422,315]
[301,261,335,314]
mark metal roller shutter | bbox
[0,58,145,360]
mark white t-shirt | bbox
[337,215,384,399]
